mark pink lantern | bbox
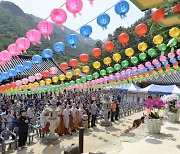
[74,84,79,88]
[159,55,166,62]
[115,73,120,78]
[121,71,126,76]
[16,80,22,87]
[104,76,109,82]
[16,37,30,53]
[132,67,137,72]
[109,75,114,80]
[152,59,159,66]
[8,44,22,57]
[145,61,151,68]
[28,76,35,83]
[26,29,41,45]
[79,83,83,88]
[168,53,175,59]
[22,78,29,85]
[50,67,58,75]
[0,61,6,66]
[126,69,132,74]
[138,64,144,70]
[176,49,180,56]
[50,8,67,27]
[91,80,95,85]
[66,0,83,17]
[37,20,53,40]
[0,50,12,62]
[89,0,94,6]
[35,73,42,80]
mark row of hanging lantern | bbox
[1,46,180,94]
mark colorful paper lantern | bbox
[69,59,78,68]
[32,55,42,64]
[59,74,65,81]
[50,67,58,75]
[138,42,147,52]
[26,29,41,45]
[92,48,101,58]
[82,66,90,73]
[79,53,89,63]
[118,33,129,46]
[42,49,53,59]
[42,70,50,78]
[60,62,68,71]
[93,61,101,70]
[0,50,12,62]
[103,57,112,66]
[169,27,180,38]
[125,48,134,57]
[104,41,114,53]
[80,25,92,38]
[66,0,83,17]
[16,37,30,53]
[113,53,121,62]
[151,9,165,23]
[54,42,65,53]
[74,69,81,76]
[66,72,73,79]
[35,73,42,80]
[8,44,22,57]
[97,13,110,29]
[66,34,78,48]
[135,23,147,37]
[37,20,53,39]
[115,0,130,18]
[23,61,32,70]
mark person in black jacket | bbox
[18,109,29,151]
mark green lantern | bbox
[81,77,87,83]
[148,48,156,57]
[167,38,178,48]
[93,72,99,79]
[87,75,93,81]
[158,43,167,52]
[121,60,129,68]
[38,89,42,94]
[130,56,138,65]
[114,64,121,71]
[65,82,69,88]
[139,53,147,61]
[76,79,81,84]
[27,91,31,95]
[100,70,106,76]
[106,67,113,74]
[70,80,75,86]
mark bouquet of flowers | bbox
[144,97,165,119]
[161,94,180,114]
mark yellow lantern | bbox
[82,66,90,73]
[113,53,121,62]
[66,72,73,79]
[169,27,180,38]
[19,86,24,91]
[74,69,81,76]
[33,82,39,88]
[52,76,59,83]
[103,57,112,66]
[39,80,45,86]
[138,42,147,52]
[153,35,163,45]
[45,78,52,85]
[93,61,101,70]
[125,48,134,57]
[28,83,33,89]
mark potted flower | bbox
[162,94,180,123]
[144,97,165,134]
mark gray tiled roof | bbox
[0,55,64,79]
[141,71,180,86]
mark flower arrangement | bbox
[144,97,165,119]
[161,94,180,114]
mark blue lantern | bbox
[32,55,42,64]
[170,58,176,64]
[42,49,53,59]
[126,73,130,77]
[115,0,130,18]
[66,34,78,48]
[15,65,24,73]
[137,69,142,74]
[97,13,110,29]
[157,62,162,68]
[149,65,154,70]
[53,42,65,53]
[177,56,180,61]
[80,25,92,38]
[23,61,32,70]
[163,60,168,66]
[8,69,17,77]
[131,72,136,76]
[1,72,9,80]
[0,76,2,83]
[143,67,148,72]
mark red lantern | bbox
[79,54,89,63]
[104,41,114,53]
[0,85,6,92]
[118,33,129,46]
[69,59,78,68]
[92,48,102,58]
[5,83,11,90]
[172,3,180,13]
[60,62,68,71]
[151,9,165,23]
[10,82,16,89]
[135,23,147,37]
[42,70,50,78]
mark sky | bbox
[6,0,144,40]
